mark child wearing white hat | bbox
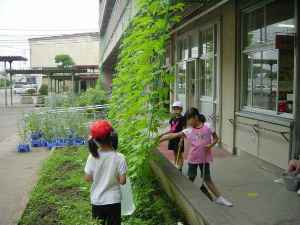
[160,101,186,171]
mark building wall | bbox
[171,0,295,169]
[30,34,100,67]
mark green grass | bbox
[18,147,183,225]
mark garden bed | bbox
[18,147,185,225]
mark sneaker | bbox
[215,196,233,207]
[297,189,300,196]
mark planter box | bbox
[17,144,31,153]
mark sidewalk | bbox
[159,142,300,225]
[0,106,49,225]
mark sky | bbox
[0,0,99,70]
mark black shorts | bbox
[168,138,184,153]
[92,203,121,225]
[188,163,211,181]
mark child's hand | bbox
[205,144,213,151]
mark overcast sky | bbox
[0,0,99,70]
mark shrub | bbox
[39,84,48,96]
[76,87,108,107]
[25,88,36,95]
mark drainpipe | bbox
[293,0,300,160]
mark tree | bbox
[54,54,75,68]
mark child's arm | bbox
[118,174,127,185]
[84,174,93,182]
[206,132,219,149]
[160,131,185,143]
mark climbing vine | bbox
[107,1,185,223]
[108,0,184,177]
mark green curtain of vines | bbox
[108,0,184,178]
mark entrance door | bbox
[198,24,220,132]
[187,60,198,108]
[175,62,187,111]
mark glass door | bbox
[198,24,220,131]
[175,62,187,112]
[187,60,198,108]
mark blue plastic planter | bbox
[47,142,55,150]
[31,139,43,147]
[17,144,31,153]
[31,131,43,140]
[74,137,85,145]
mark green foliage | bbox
[20,110,90,141]
[109,0,183,177]
[108,0,184,223]
[75,88,108,107]
[55,54,75,68]
[18,147,182,225]
[0,78,11,87]
[25,88,36,95]
[39,84,48,96]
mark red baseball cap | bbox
[90,120,113,140]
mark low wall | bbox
[150,150,257,225]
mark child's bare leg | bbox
[177,152,183,168]
[205,179,221,198]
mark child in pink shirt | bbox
[160,107,233,207]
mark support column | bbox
[9,61,13,106]
[71,73,75,106]
[78,80,81,95]
[4,62,7,108]
[293,0,300,159]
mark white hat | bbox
[172,101,183,108]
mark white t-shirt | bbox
[84,151,127,206]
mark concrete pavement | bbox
[160,142,300,225]
[0,106,49,225]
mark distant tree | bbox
[54,54,75,68]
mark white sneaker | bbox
[215,196,233,207]
[297,189,300,196]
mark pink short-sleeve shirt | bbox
[183,123,214,164]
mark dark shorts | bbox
[168,138,184,153]
[188,163,211,181]
[92,203,121,225]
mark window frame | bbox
[240,0,295,118]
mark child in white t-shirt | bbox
[84,120,127,225]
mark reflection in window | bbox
[176,40,183,62]
[190,32,199,58]
[242,0,295,114]
[200,27,214,97]
[188,61,197,107]
[246,50,278,111]
[243,7,264,47]
[266,1,295,43]
[176,63,186,110]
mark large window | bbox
[199,26,215,98]
[242,0,295,115]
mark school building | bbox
[99,0,300,170]
[100,1,300,224]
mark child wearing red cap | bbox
[84,120,127,225]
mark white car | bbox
[14,85,37,95]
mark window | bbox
[200,26,215,97]
[175,62,186,110]
[241,0,295,115]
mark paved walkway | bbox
[160,142,300,225]
[0,106,49,225]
